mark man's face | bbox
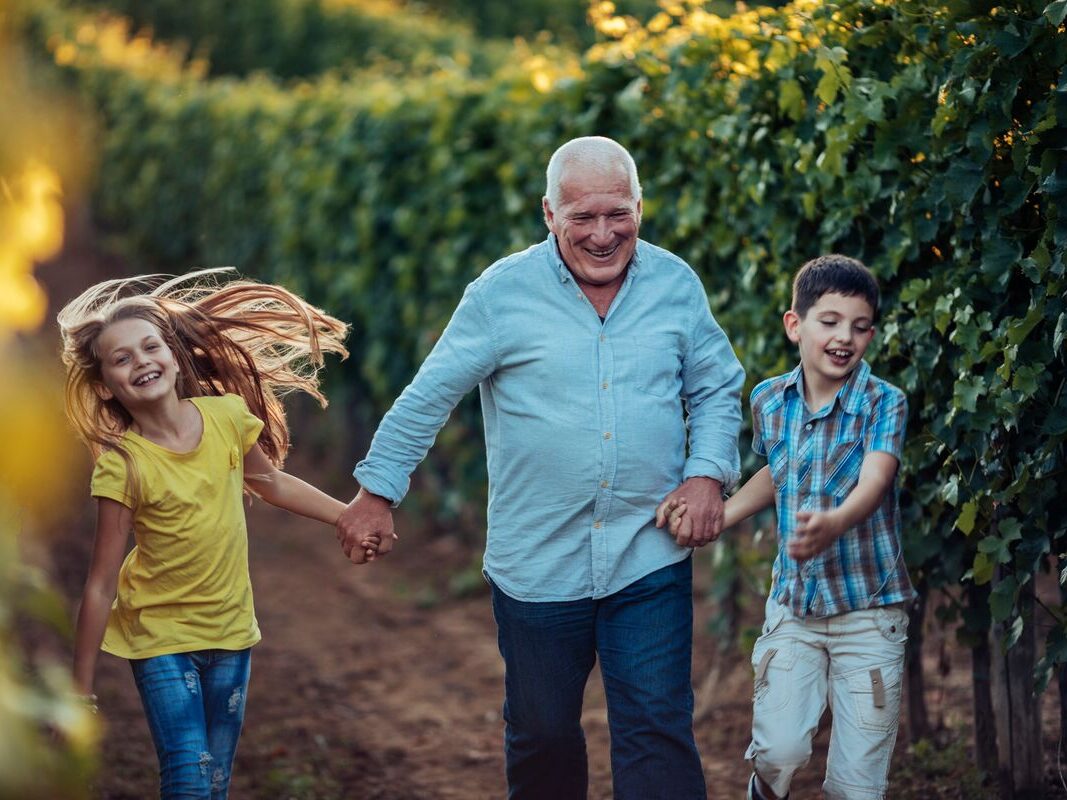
[543,165,641,289]
[783,291,876,394]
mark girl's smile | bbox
[96,317,180,407]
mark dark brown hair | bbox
[792,254,880,320]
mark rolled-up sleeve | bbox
[679,281,745,490]
[354,283,498,504]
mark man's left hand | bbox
[654,477,724,548]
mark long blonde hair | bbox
[58,268,349,496]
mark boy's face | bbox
[784,291,875,393]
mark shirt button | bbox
[599,334,606,342]
[600,480,609,488]
[602,382,609,389]
[593,521,602,529]
[603,432,612,440]
[805,423,814,431]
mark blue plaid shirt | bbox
[355,235,744,601]
[750,360,914,617]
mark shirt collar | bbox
[546,233,642,283]
[783,359,871,416]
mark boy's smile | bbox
[784,291,876,406]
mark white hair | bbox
[544,136,642,210]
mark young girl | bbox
[60,268,375,799]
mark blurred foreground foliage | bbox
[14,0,1067,692]
[0,18,99,798]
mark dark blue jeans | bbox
[491,557,706,800]
[130,648,251,800]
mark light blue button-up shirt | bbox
[355,235,744,601]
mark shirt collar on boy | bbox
[782,359,872,418]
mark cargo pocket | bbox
[845,662,902,733]
[751,640,797,713]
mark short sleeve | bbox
[224,394,265,453]
[749,383,769,457]
[866,384,907,459]
[91,449,134,508]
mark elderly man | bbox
[338,136,744,799]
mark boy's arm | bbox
[788,451,899,560]
[243,445,384,561]
[722,465,775,529]
[73,498,131,696]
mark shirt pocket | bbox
[627,334,681,399]
[823,438,863,499]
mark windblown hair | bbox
[58,268,349,498]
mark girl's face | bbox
[96,317,180,410]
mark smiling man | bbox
[337,136,744,800]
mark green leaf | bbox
[998,517,1024,543]
[944,161,984,206]
[1003,615,1024,650]
[956,500,979,535]
[972,551,995,585]
[1045,1,1067,27]
[954,375,986,413]
[1006,303,1045,346]
[990,576,1018,622]
[817,70,841,105]
[1054,312,1066,352]
[941,473,960,506]
[1012,366,1040,398]
[778,79,806,122]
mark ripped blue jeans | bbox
[130,648,251,800]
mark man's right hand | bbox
[337,488,397,563]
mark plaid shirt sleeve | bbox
[865,384,908,460]
[749,380,770,457]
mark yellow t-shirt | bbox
[91,393,265,659]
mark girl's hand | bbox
[357,531,398,563]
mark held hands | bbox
[787,510,844,561]
[336,488,398,565]
[654,477,724,548]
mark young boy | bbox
[659,254,914,800]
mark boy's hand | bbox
[654,477,724,547]
[788,510,844,560]
[668,500,689,542]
